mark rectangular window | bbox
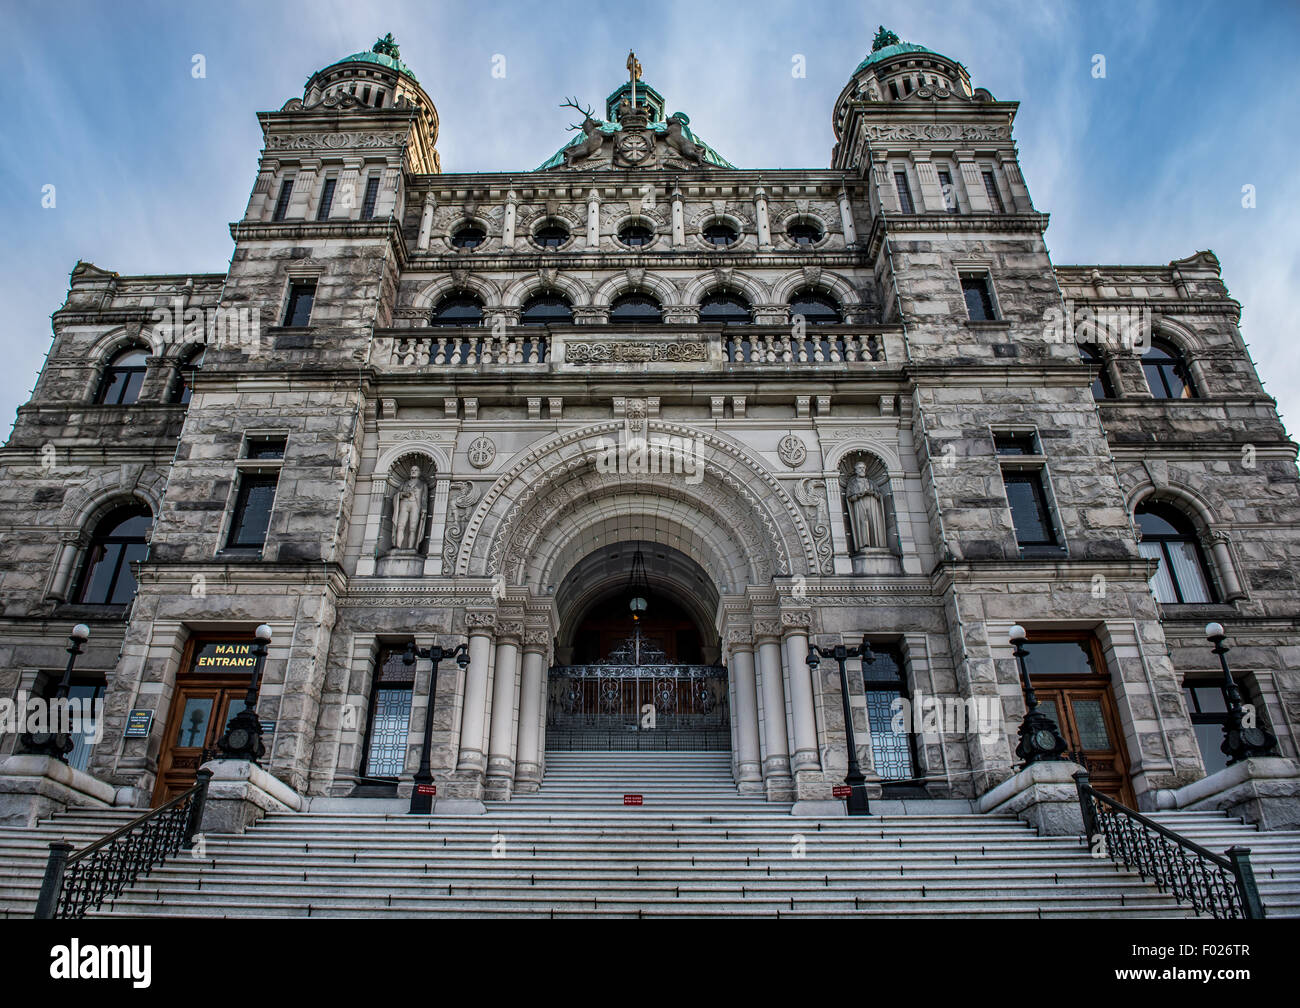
[888,80,900,100]
[893,171,915,214]
[245,436,286,461]
[316,177,337,220]
[960,273,997,321]
[938,169,958,212]
[283,281,316,327]
[1002,471,1058,547]
[1183,682,1231,777]
[272,178,294,221]
[363,649,416,779]
[361,175,381,219]
[982,170,1006,213]
[226,474,278,549]
[994,432,1038,456]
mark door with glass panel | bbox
[1020,633,1135,807]
[154,679,249,805]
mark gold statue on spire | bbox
[627,50,642,108]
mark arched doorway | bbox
[546,542,729,752]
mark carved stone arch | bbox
[58,467,166,529]
[824,438,903,479]
[1151,316,1207,354]
[681,270,771,308]
[455,421,818,580]
[770,268,863,307]
[411,273,504,311]
[500,271,591,308]
[88,326,153,364]
[375,440,451,477]
[591,270,679,308]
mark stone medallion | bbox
[467,435,497,469]
[777,434,807,467]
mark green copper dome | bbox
[853,41,937,75]
[331,33,419,83]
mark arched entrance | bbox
[546,542,729,752]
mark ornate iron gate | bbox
[546,627,729,751]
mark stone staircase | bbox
[0,752,1286,918]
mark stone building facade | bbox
[2,30,1297,814]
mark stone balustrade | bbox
[375,327,889,371]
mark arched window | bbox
[519,292,573,326]
[1079,344,1113,400]
[618,223,655,248]
[702,221,739,248]
[170,347,205,405]
[787,220,823,247]
[1135,502,1214,603]
[95,346,149,405]
[430,293,483,326]
[449,225,486,250]
[74,504,152,605]
[609,292,662,324]
[1143,339,1195,399]
[698,292,752,325]
[788,289,842,325]
[533,222,570,248]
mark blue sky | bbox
[1,0,1297,437]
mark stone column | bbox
[837,188,858,246]
[754,187,772,249]
[780,611,821,777]
[485,621,523,799]
[416,191,437,251]
[502,190,518,248]
[998,151,1032,212]
[586,188,600,250]
[755,622,794,800]
[455,612,496,779]
[671,186,685,248]
[46,532,86,601]
[726,628,764,793]
[869,161,896,215]
[514,629,550,793]
[1209,532,1246,602]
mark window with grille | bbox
[893,171,915,214]
[360,175,381,219]
[363,649,415,779]
[981,170,1006,213]
[272,178,294,221]
[316,177,337,220]
[862,644,915,781]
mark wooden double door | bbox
[152,675,250,805]
[1034,681,1135,807]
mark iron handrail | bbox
[1073,770,1265,919]
[34,768,211,919]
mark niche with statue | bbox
[839,451,901,575]
[376,452,434,577]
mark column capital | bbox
[465,610,497,633]
[754,619,783,642]
[522,627,551,652]
[780,609,813,634]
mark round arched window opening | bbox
[520,292,573,326]
[533,222,570,249]
[788,289,842,325]
[450,225,486,250]
[702,222,739,248]
[74,504,153,605]
[618,223,655,248]
[96,346,149,405]
[430,293,484,326]
[1135,501,1215,604]
[698,292,752,325]
[609,293,663,324]
[170,348,206,405]
[788,220,824,247]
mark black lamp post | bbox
[403,640,470,814]
[216,624,273,762]
[1205,622,1277,765]
[807,635,872,815]
[21,623,90,761]
[1009,624,1068,766]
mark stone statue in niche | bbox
[392,464,429,552]
[845,460,888,553]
